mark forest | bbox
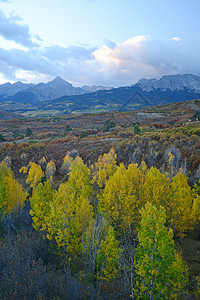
[0,145,200,299]
[0,101,200,299]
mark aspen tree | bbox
[45,160,56,183]
[134,202,188,299]
[20,162,44,189]
[82,214,121,297]
[99,163,144,233]
[46,157,93,257]
[170,173,197,236]
[91,148,117,188]
[0,162,27,215]
[141,167,171,210]
[30,179,54,231]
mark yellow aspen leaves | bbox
[170,172,197,236]
[61,154,74,177]
[45,156,93,257]
[134,202,188,299]
[30,179,54,231]
[91,148,117,188]
[45,160,56,183]
[99,163,144,232]
[82,215,121,291]
[0,162,27,215]
[141,167,171,209]
[20,162,44,189]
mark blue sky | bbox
[0,0,200,86]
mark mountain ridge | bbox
[0,76,113,103]
[1,74,200,116]
[135,74,200,92]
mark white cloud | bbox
[0,34,200,86]
[0,10,40,48]
[171,37,181,42]
[91,35,200,86]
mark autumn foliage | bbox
[0,148,200,298]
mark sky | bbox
[0,0,200,87]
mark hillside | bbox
[0,98,200,176]
[0,98,200,299]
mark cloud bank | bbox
[92,35,200,86]
[0,9,200,86]
[0,10,40,48]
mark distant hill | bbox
[0,109,23,120]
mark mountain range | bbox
[0,74,200,116]
[135,74,200,92]
[0,76,112,103]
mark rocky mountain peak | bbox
[136,74,200,92]
[48,76,71,86]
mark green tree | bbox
[25,128,32,137]
[134,124,140,135]
[0,134,5,141]
[103,120,116,132]
[12,129,20,140]
[134,202,188,300]
[82,215,122,297]
[65,124,72,132]
[80,131,88,139]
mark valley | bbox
[0,98,200,184]
[0,77,200,299]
